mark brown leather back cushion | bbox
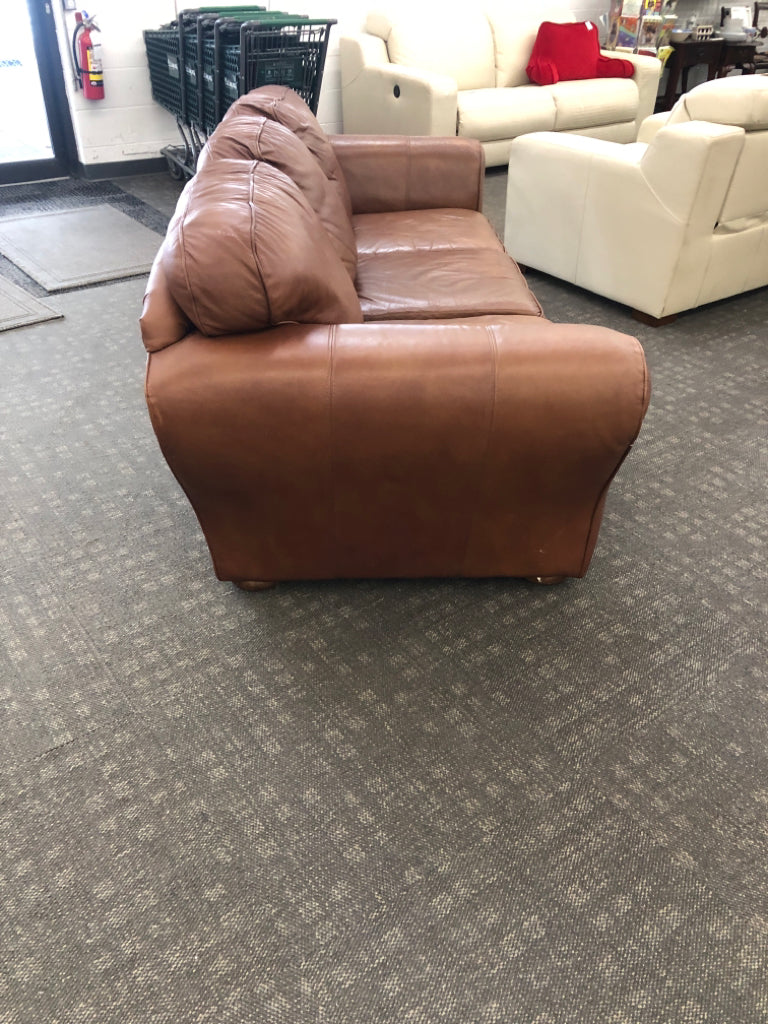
[201,114,356,279]
[161,158,362,337]
[226,86,354,219]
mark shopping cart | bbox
[144,8,335,179]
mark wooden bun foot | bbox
[525,575,566,585]
[234,580,276,591]
[632,309,677,327]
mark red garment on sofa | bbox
[526,21,635,85]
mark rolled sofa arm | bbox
[140,257,191,353]
[330,135,485,214]
[340,34,458,137]
[144,317,649,582]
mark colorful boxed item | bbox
[607,0,677,52]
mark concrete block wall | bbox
[55,0,179,166]
[53,1,609,167]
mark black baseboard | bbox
[75,156,169,180]
[0,158,67,187]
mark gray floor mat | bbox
[0,205,162,291]
[0,276,62,331]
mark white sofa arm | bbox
[637,111,669,144]
[639,122,744,224]
[602,50,663,131]
[505,134,642,282]
[505,123,743,318]
[340,34,458,137]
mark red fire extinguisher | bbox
[72,11,104,100]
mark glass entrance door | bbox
[1,0,53,162]
[0,0,77,185]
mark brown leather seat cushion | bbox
[356,247,543,321]
[353,208,504,255]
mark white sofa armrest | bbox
[637,111,669,144]
[639,121,744,225]
[340,34,458,137]
[505,123,744,318]
[505,133,642,281]
[601,50,663,130]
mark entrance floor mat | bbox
[0,276,62,332]
[0,205,161,291]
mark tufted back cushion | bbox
[200,112,357,279]
[227,87,354,220]
[160,158,362,337]
[366,6,495,91]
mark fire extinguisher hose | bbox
[72,17,102,88]
[72,22,85,84]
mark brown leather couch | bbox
[140,86,650,587]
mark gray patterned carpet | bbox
[0,171,766,1023]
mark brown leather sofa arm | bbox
[330,135,485,214]
[145,317,649,582]
[140,258,192,353]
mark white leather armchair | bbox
[504,76,768,322]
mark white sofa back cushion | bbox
[484,3,575,88]
[668,74,768,131]
[365,6,495,91]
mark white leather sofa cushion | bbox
[458,86,556,142]
[365,8,495,91]
[549,78,638,131]
[668,74,768,131]
[484,4,574,87]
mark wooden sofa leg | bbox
[632,309,678,327]
[234,580,276,591]
[525,575,566,585]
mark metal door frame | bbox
[0,0,78,185]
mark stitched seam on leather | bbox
[328,324,338,573]
[578,340,649,575]
[661,134,743,313]
[574,149,598,291]
[254,118,265,156]
[404,137,411,212]
[461,324,498,575]
[177,196,205,334]
[475,141,484,212]
[249,160,272,324]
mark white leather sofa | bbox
[504,75,768,323]
[340,3,662,167]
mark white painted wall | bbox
[53,1,609,166]
[55,0,179,165]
